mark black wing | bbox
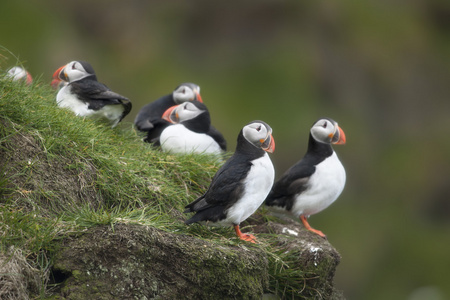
[185,154,252,215]
[208,125,227,151]
[265,159,315,211]
[143,119,171,145]
[134,95,174,132]
[71,80,130,110]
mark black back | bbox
[70,78,131,120]
[265,133,333,211]
[134,94,175,131]
[134,94,176,145]
[208,126,227,151]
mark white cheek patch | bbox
[173,88,195,103]
[65,61,91,82]
[311,127,332,143]
[177,106,202,122]
[243,123,268,146]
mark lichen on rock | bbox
[52,224,269,299]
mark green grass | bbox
[0,73,323,299]
[0,72,217,228]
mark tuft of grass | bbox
[61,204,175,231]
[0,206,62,254]
[265,239,310,298]
[0,246,43,299]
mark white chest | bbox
[291,152,346,217]
[224,153,275,225]
[56,86,90,116]
[160,125,222,155]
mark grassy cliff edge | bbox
[0,76,343,299]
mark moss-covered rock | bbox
[252,218,344,299]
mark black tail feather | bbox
[184,206,227,225]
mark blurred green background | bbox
[1,1,449,299]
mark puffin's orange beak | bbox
[333,126,346,145]
[52,65,66,81]
[162,105,179,123]
[261,133,275,153]
[195,91,203,103]
[25,72,33,85]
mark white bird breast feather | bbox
[291,152,346,217]
[160,125,222,154]
[223,153,275,225]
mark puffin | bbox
[265,118,346,238]
[52,61,132,127]
[134,83,202,144]
[184,120,275,243]
[159,101,226,155]
[6,66,32,84]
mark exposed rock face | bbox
[51,219,344,299]
[52,224,269,299]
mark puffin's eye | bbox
[256,125,261,132]
[322,122,327,128]
[72,63,76,70]
[182,88,185,94]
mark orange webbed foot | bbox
[234,225,257,243]
[300,215,327,239]
[239,233,257,243]
[307,228,327,239]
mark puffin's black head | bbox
[172,83,202,104]
[310,118,346,145]
[52,60,97,83]
[241,120,275,153]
